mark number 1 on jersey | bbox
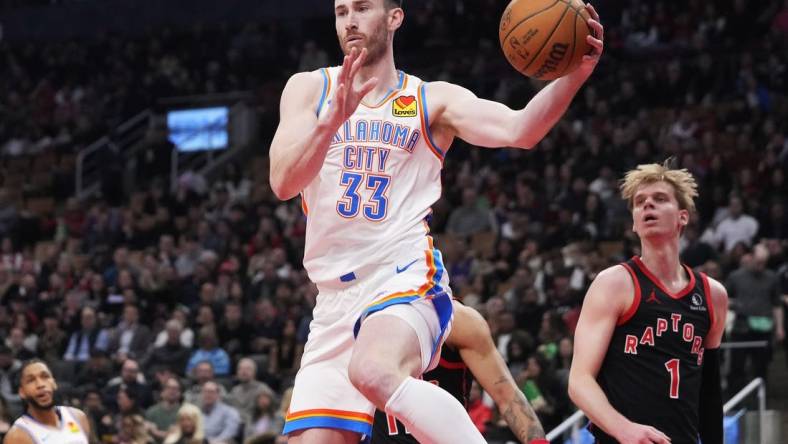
[665,358,680,399]
[337,171,390,221]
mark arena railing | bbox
[75,109,152,199]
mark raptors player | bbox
[3,360,91,444]
[371,301,547,443]
[569,163,729,444]
[269,0,603,443]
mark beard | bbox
[338,19,389,66]
[24,395,55,411]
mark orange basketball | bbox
[499,0,593,81]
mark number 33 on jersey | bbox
[301,68,445,284]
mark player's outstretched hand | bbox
[577,2,604,76]
[615,421,671,444]
[322,47,379,128]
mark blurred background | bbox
[0,0,786,443]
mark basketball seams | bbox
[555,9,579,78]
[501,0,592,79]
[500,0,561,44]
[519,1,572,74]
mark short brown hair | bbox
[385,0,402,9]
[620,160,698,214]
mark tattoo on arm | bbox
[500,385,545,441]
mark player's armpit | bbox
[450,304,545,442]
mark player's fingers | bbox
[585,3,600,22]
[341,48,358,82]
[588,18,604,39]
[333,83,346,109]
[338,54,351,84]
[586,35,603,51]
[358,76,379,97]
[349,48,367,83]
[648,427,671,443]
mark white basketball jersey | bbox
[302,67,445,283]
[12,407,90,444]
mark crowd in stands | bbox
[0,0,787,442]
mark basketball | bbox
[499,0,593,81]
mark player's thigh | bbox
[288,428,360,444]
[352,312,423,377]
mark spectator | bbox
[0,389,11,441]
[118,413,153,444]
[200,381,241,444]
[228,358,272,422]
[726,245,785,393]
[82,388,116,443]
[714,195,760,252]
[5,327,35,361]
[75,350,115,389]
[154,308,194,349]
[242,388,281,442]
[680,224,717,268]
[0,345,21,417]
[217,301,249,361]
[183,362,227,406]
[63,306,110,363]
[446,188,496,237]
[185,327,230,377]
[164,403,209,444]
[104,359,154,412]
[35,312,67,362]
[107,303,152,363]
[145,377,183,443]
[147,319,191,377]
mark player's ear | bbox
[678,209,689,228]
[388,5,404,31]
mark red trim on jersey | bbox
[700,272,716,328]
[618,263,642,326]
[632,256,696,300]
[438,357,467,370]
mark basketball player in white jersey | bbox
[3,360,91,444]
[269,1,603,443]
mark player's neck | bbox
[356,53,398,101]
[639,239,684,286]
[27,406,60,427]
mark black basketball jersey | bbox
[370,346,472,443]
[591,257,715,444]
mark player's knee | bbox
[348,355,401,407]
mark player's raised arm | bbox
[428,4,603,150]
[449,303,546,443]
[568,266,671,444]
[269,47,378,200]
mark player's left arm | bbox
[429,5,603,150]
[699,277,729,444]
[449,303,546,443]
[70,407,95,444]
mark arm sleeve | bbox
[698,347,722,444]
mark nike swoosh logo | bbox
[396,259,419,274]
